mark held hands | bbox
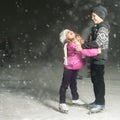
[98,48,101,54]
[76,45,82,51]
[80,39,84,45]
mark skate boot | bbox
[87,102,96,109]
[72,99,85,105]
[89,104,105,114]
[59,103,69,113]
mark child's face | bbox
[66,30,75,40]
[92,12,103,24]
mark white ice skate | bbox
[59,103,69,113]
[72,99,85,105]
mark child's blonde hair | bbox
[75,33,82,41]
[75,33,84,45]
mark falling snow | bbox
[0,0,120,120]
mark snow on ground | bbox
[0,62,120,120]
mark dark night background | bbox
[0,0,120,65]
[0,1,120,119]
[0,0,120,87]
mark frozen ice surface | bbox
[0,62,120,120]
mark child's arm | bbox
[81,48,101,57]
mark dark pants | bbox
[59,67,79,103]
[90,64,105,105]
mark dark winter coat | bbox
[82,21,110,65]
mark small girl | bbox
[59,29,101,113]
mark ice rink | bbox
[0,62,120,120]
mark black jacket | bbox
[82,21,110,65]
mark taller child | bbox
[82,5,110,112]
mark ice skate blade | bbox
[88,109,103,115]
[59,108,69,114]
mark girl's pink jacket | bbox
[65,42,99,70]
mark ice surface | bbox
[0,62,120,120]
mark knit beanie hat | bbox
[92,5,108,20]
[59,29,69,44]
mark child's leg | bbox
[70,70,79,100]
[59,68,72,103]
[70,70,85,105]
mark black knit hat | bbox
[92,5,108,20]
